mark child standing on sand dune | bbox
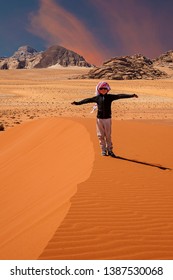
[71,81,138,157]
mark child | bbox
[71,81,138,157]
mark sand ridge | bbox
[0,117,94,259]
[39,118,173,260]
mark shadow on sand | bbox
[115,156,171,171]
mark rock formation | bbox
[0,45,92,69]
[12,46,38,59]
[153,50,173,69]
[0,46,41,69]
[1,46,172,80]
[80,54,167,80]
[34,45,92,68]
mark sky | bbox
[0,0,173,65]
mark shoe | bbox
[101,151,107,156]
[108,150,117,158]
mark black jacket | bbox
[74,93,135,119]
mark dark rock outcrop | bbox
[80,54,167,80]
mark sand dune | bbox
[0,68,173,260]
[0,118,94,259]
[39,119,173,260]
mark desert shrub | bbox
[0,123,5,131]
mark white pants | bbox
[96,118,113,152]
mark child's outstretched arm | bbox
[119,93,138,99]
[71,101,79,105]
[112,93,138,100]
[71,96,97,105]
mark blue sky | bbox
[0,0,173,65]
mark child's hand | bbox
[71,101,77,105]
[133,94,138,98]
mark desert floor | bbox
[0,67,173,259]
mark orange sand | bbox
[39,118,173,260]
[0,118,94,259]
[0,68,173,260]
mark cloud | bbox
[27,0,109,65]
[90,0,164,58]
[27,0,166,65]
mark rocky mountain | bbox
[12,45,38,59]
[34,45,92,68]
[80,54,168,80]
[0,46,42,69]
[0,45,92,69]
[153,50,173,69]
[1,46,173,80]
